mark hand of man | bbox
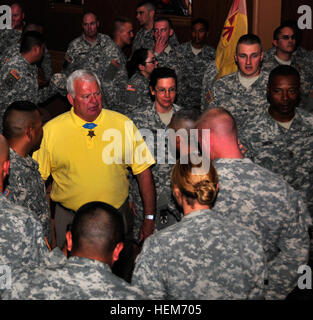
[154,34,167,54]
[139,219,155,242]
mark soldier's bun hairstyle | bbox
[171,158,218,208]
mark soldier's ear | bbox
[112,242,124,263]
[169,28,174,37]
[273,39,278,48]
[25,126,33,141]
[2,160,9,179]
[138,63,145,72]
[66,231,73,251]
[150,86,155,96]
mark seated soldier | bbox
[2,201,145,300]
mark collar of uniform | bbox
[82,33,102,46]
[213,158,253,165]
[181,208,211,221]
[67,255,111,272]
[70,107,104,128]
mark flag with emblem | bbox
[215,0,248,79]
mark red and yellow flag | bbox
[215,0,248,79]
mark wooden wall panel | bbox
[281,0,313,50]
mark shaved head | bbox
[3,101,41,140]
[197,107,237,138]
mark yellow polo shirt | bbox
[33,108,155,211]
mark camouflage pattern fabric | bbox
[5,148,51,243]
[132,27,179,54]
[210,70,270,131]
[0,29,21,54]
[262,48,312,95]
[174,42,215,109]
[0,192,50,270]
[126,102,183,239]
[0,42,53,80]
[212,157,311,299]
[239,108,313,219]
[3,256,145,300]
[0,53,58,132]
[63,33,128,108]
[124,71,152,109]
[201,59,218,110]
[132,208,266,300]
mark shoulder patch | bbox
[3,188,10,197]
[127,84,136,92]
[10,69,21,80]
[206,89,213,104]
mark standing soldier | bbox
[175,18,215,109]
[132,1,179,54]
[3,101,51,244]
[209,34,269,132]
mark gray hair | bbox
[66,70,101,98]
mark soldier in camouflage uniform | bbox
[2,202,145,300]
[0,31,59,132]
[126,67,182,239]
[0,29,21,55]
[132,160,266,300]
[132,1,179,54]
[2,101,51,243]
[197,107,311,299]
[0,22,53,82]
[210,34,269,132]
[201,59,218,110]
[262,22,312,96]
[175,18,216,109]
[122,48,158,111]
[0,134,49,271]
[63,12,128,108]
[239,65,313,219]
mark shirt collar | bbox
[70,107,105,128]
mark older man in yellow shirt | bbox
[33,70,156,254]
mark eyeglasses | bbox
[155,87,176,95]
[279,34,296,40]
[146,58,158,64]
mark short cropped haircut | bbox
[236,33,262,52]
[273,22,296,40]
[20,31,44,54]
[268,65,300,86]
[66,69,101,98]
[111,17,133,38]
[3,101,39,139]
[171,108,201,124]
[154,16,174,30]
[82,11,98,22]
[72,202,124,254]
[149,67,177,90]
[136,1,156,11]
[191,18,209,32]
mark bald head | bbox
[197,107,238,138]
